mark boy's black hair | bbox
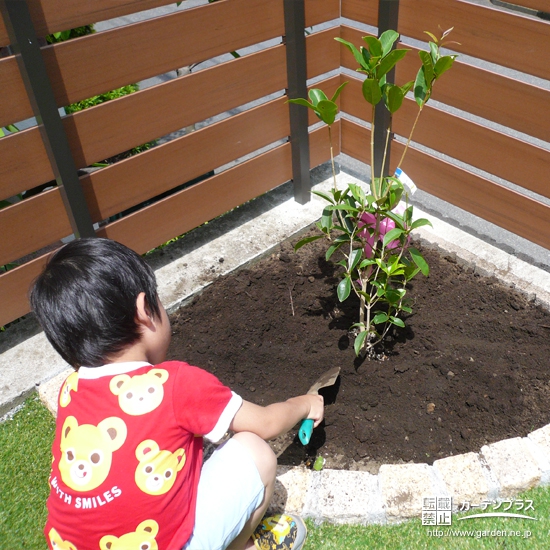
[30,238,161,368]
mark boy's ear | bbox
[135,292,154,327]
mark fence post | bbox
[373,0,400,180]
[0,0,96,238]
[284,0,311,205]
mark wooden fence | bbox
[0,0,549,327]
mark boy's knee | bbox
[232,432,277,486]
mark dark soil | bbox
[167,229,550,471]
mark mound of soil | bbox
[167,229,550,471]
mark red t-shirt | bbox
[44,360,242,550]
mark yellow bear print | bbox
[135,440,186,495]
[99,519,159,550]
[110,369,169,416]
[59,371,79,408]
[59,416,127,492]
[48,527,78,550]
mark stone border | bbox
[21,169,550,523]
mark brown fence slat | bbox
[343,76,550,199]
[81,74,340,222]
[0,129,52,202]
[0,190,72,267]
[0,55,30,128]
[0,0,337,48]
[507,0,549,11]
[0,1,338,127]
[97,124,337,254]
[1,29,339,193]
[0,0,176,47]
[397,0,550,81]
[341,117,372,166]
[0,254,50,327]
[340,25,550,143]
[341,0,378,27]
[341,118,550,250]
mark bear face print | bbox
[48,527,78,550]
[109,369,169,416]
[135,440,186,496]
[59,371,79,408]
[99,519,159,550]
[59,416,127,492]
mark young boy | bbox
[31,237,324,550]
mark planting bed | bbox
[167,228,550,471]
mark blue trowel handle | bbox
[299,418,314,445]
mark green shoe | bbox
[252,513,307,550]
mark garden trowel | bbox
[298,366,341,445]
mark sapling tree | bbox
[290,28,457,357]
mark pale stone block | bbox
[481,437,541,497]
[303,469,385,524]
[38,367,73,416]
[523,436,550,485]
[268,466,312,516]
[433,452,497,508]
[379,463,445,521]
[528,424,550,462]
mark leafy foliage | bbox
[290,28,457,356]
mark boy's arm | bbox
[229,394,324,440]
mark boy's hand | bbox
[230,394,325,441]
[304,393,324,428]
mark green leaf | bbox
[409,247,430,276]
[418,50,435,86]
[414,65,429,107]
[354,330,368,356]
[410,218,433,230]
[361,47,371,69]
[294,235,323,251]
[312,190,335,204]
[362,36,383,57]
[385,84,405,113]
[379,29,399,56]
[385,289,404,303]
[348,183,366,204]
[349,248,363,271]
[335,37,369,71]
[383,227,404,247]
[331,81,349,102]
[376,48,409,79]
[400,80,415,96]
[384,211,405,230]
[6,124,19,133]
[401,305,413,313]
[390,316,405,328]
[429,41,439,64]
[0,128,4,138]
[434,55,455,78]
[328,204,360,214]
[326,242,343,261]
[316,99,338,125]
[359,259,376,268]
[309,88,328,106]
[320,206,333,231]
[362,78,382,106]
[373,313,389,324]
[287,98,314,109]
[337,277,351,302]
